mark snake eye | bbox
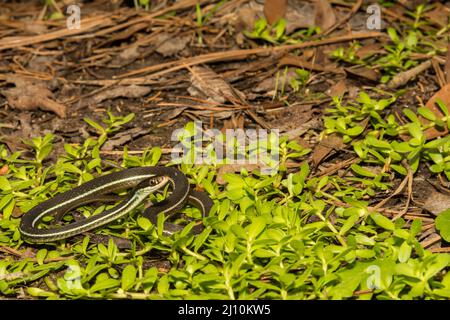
[149,177,163,186]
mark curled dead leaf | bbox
[3,75,66,117]
[312,133,344,168]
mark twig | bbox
[387,60,433,89]
[116,31,385,79]
[0,16,113,51]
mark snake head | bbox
[134,175,169,197]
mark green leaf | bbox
[436,98,449,116]
[230,224,247,239]
[36,249,48,265]
[423,254,450,280]
[247,217,266,241]
[436,209,450,242]
[0,177,11,191]
[121,265,137,291]
[27,287,57,297]
[157,275,170,295]
[398,241,411,263]
[84,118,105,133]
[417,107,436,121]
[424,136,450,149]
[137,217,152,231]
[351,164,378,178]
[403,108,420,123]
[346,126,364,136]
[339,214,359,236]
[370,213,395,231]
[407,123,424,140]
[90,278,120,293]
[366,136,391,149]
[387,27,399,43]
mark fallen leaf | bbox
[222,114,245,131]
[345,65,379,82]
[423,189,450,216]
[188,66,246,104]
[161,106,188,121]
[0,165,8,175]
[155,33,191,57]
[11,206,23,218]
[312,133,344,167]
[315,0,336,31]
[113,44,140,65]
[414,178,450,216]
[264,0,287,25]
[355,43,384,59]
[421,83,450,139]
[424,3,449,28]
[3,75,66,117]
[327,79,347,98]
[90,85,151,104]
[268,103,315,133]
[285,1,316,33]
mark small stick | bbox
[387,60,433,89]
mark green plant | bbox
[289,69,311,92]
[1,103,450,300]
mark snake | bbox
[19,166,213,244]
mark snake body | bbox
[19,167,212,243]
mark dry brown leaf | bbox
[285,1,316,33]
[312,133,344,167]
[188,66,246,104]
[120,45,140,60]
[222,114,245,131]
[355,43,384,59]
[422,187,450,216]
[327,79,347,98]
[315,0,336,31]
[424,3,449,27]
[422,83,450,139]
[414,178,450,216]
[91,85,151,104]
[3,75,66,117]
[268,103,315,133]
[345,65,379,81]
[0,165,8,176]
[155,33,191,57]
[264,0,287,25]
